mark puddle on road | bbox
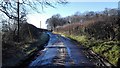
[29,39,75,66]
[52,47,75,66]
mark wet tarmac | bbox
[29,32,111,68]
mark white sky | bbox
[27,13,50,29]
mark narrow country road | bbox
[29,32,111,68]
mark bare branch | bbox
[0,0,68,21]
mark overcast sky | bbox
[27,1,118,29]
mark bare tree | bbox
[0,0,68,21]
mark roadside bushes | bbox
[19,23,41,42]
[55,15,119,41]
[85,20,116,40]
[2,23,50,66]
